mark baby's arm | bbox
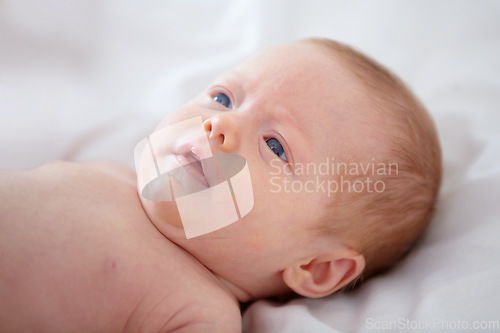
[139,294,242,333]
[169,319,241,333]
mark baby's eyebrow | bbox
[225,71,252,93]
[228,70,248,81]
[272,105,309,167]
[273,106,299,132]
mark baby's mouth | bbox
[187,153,204,175]
[174,149,210,189]
[184,151,206,182]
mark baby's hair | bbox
[302,38,442,288]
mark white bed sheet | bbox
[1,0,499,332]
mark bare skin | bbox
[0,161,241,332]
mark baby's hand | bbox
[141,299,241,333]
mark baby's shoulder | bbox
[1,160,134,186]
[5,160,136,198]
[38,160,136,186]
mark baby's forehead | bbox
[227,44,368,113]
[227,43,383,164]
[233,43,352,88]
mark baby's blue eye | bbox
[266,138,287,162]
[213,93,233,109]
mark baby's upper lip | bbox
[175,141,203,162]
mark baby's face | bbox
[140,42,375,298]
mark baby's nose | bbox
[203,115,239,153]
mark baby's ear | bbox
[282,248,365,298]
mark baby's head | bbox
[138,38,441,301]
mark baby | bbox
[0,38,441,332]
